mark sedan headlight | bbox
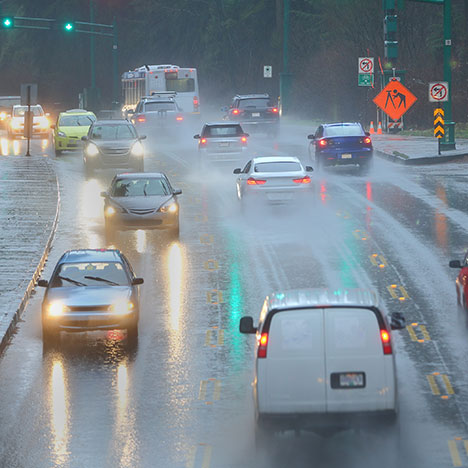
[57,131,67,138]
[105,206,116,216]
[48,301,68,317]
[131,141,144,157]
[38,116,49,129]
[86,142,99,157]
[159,200,178,213]
[111,301,134,315]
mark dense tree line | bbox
[0,0,467,127]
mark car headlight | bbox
[48,301,68,317]
[11,119,21,130]
[86,142,99,157]
[159,201,178,213]
[0,112,6,121]
[131,141,144,157]
[105,206,117,216]
[38,117,49,129]
[57,131,66,138]
[111,301,134,315]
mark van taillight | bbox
[380,329,392,355]
[258,332,268,358]
[193,96,199,111]
[137,115,146,123]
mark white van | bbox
[239,288,405,439]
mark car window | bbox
[204,126,242,137]
[238,98,270,109]
[315,126,323,138]
[112,178,171,197]
[254,162,302,172]
[91,124,136,140]
[50,262,129,287]
[13,106,43,117]
[59,115,95,126]
[242,161,252,174]
[324,125,364,137]
[144,102,177,112]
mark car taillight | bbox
[269,107,279,113]
[293,175,311,184]
[247,178,266,185]
[200,138,207,145]
[318,139,327,147]
[241,136,247,144]
[137,115,146,123]
[364,137,372,145]
[193,96,199,111]
[232,109,240,115]
[380,329,392,355]
[258,332,268,358]
[176,115,184,121]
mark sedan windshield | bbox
[324,124,363,137]
[91,124,136,140]
[112,178,171,197]
[238,98,270,109]
[254,161,302,172]
[59,115,96,126]
[50,262,129,287]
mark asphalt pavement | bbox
[2,125,468,467]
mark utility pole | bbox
[112,17,119,110]
[279,0,292,116]
[90,0,96,90]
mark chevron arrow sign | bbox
[434,108,445,139]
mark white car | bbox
[233,156,313,204]
[239,288,405,442]
[8,104,50,139]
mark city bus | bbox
[121,64,200,117]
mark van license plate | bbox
[252,112,260,117]
[341,153,352,159]
[331,372,365,389]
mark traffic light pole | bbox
[279,0,292,116]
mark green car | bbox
[53,109,96,155]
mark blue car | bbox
[38,249,144,347]
[308,123,373,172]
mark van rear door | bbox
[324,307,389,412]
[259,308,326,413]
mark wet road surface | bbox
[1,125,468,467]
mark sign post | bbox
[20,84,37,157]
[434,108,445,156]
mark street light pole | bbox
[90,0,96,90]
[279,0,292,116]
[112,17,119,109]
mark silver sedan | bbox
[233,156,314,204]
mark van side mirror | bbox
[132,277,144,285]
[389,312,405,330]
[449,260,462,268]
[305,166,314,172]
[127,109,134,115]
[307,134,315,140]
[173,189,182,195]
[37,279,49,287]
[239,316,257,334]
[193,134,200,139]
[233,168,241,174]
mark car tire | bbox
[55,148,63,157]
[127,322,138,347]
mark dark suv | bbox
[223,94,279,135]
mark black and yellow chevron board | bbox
[434,108,445,139]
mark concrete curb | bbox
[0,160,60,354]
[375,149,468,166]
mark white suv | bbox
[8,104,50,139]
[239,288,405,442]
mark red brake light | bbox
[193,96,199,111]
[176,116,184,121]
[364,137,372,144]
[247,178,266,185]
[137,116,146,123]
[232,109,240,115]
[272,107,279,113]
[380,329,392,355]
[258,332,268,358]
[241,136,247,143]
[293,175,311,184]
[200,138,207,145]
[318,139,327,147]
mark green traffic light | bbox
[64,22,74,32]
[2,17,13,28]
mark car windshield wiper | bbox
[84,275,119,286]
[58,275,86,287]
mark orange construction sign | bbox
[373,79,417,121]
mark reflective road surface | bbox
[1,123,468,468]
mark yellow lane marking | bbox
[427,374,440,395]
[406,325,418,341]
[207,289,223,305]
[442,374,455,395]
[420,325,431,341]
[464,440,468,457]
[200,234,213,244]
[353,229,369,241]
[369,253,388,269]
[186,446,197,468]
[212,379,221,400]
[202,444,212,468]
[186,444,212,468]
[387,284,410,301]
[448,440,463,467]
[204,260,219,271]
[199,379,221,403]
[218,329,225,346]
[204,328,225,347]
[198,380,208,400]
[406,323,431,342]
[205,330,212,346]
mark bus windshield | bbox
[166,78,195,93]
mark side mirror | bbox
[449,260,462,269]
[305,166,314,172]
[365,131,371,137]
[100,191,108,198]
[193,134,200,139]
[389,312,406,330]
[81,136,88,141]
[173,189,182,195]
[132,277,144,285]
[37,279,49,287]
[139,135,147,140]
[127,109,135,115]
[307,134,315,140]
[233,168,241,174]
[239,316,257,334]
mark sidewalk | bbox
[372,134,468,165]
[0,155,59,353]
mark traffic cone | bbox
[377,121,383,135]
[369,121,375,134]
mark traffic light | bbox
[1,17,14,28]
[63,21,74,32]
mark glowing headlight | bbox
[0,112,6,121]
[111,301,134,315]
[11,119,21,130]
[131,141,144,157]
[159,202,178,213]
[86,143,99,157]
[38,117,49,129]
[105,206,116,216]
[48,301,66,317]
[57,131,66,138]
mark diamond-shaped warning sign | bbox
[373,79,417,121]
